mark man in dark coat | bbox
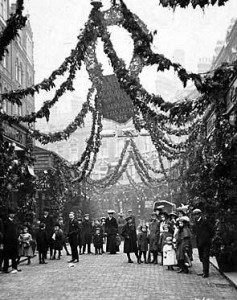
[192,208,214,278]
[82,214,93,254]
[3,208,21,273]
[40,208,54,259]
[105,210,118,254]
[121,216,139,263]
[68,212,79,263]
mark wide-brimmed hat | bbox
[177,204,189,214]
[84,214,89,217]
[179,216,190,223]
[192,208,202,215]
[107,210,115,214]
[169,211,178,218]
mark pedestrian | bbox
[77,218,85,255]
[3,208,21,274]
[0,214,4,271]
[93,228,103,255]
[36,223,48,264]
[148,212,160,264]
[121,216,139,263]
[105,210,118,254]
[67,212,79,263]
[18,225,34,265]
[58,217,71,256]
[100,217,106,253]
[192,208,214,278]
[154,205,165,220]
[176,216,192,274]
[117,213,126,238]
[52,223,63,260]
[163,236,177,270]
[82,214,93,254]
[126,209,136,227]
[137,225,149,264]
[159,223,173,265]
[40,208,54,260]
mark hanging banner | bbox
[100,75,134,124]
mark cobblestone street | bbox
[1,247,237,300]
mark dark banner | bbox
[100,74,134,124]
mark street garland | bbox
[1,6,98,107]
[0,0,27,62]
[158,0,229,9]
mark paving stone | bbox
[0,247,237,300]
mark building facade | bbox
[0,0,35,150]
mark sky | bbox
[12,0,237,111]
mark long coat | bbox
[52,229,63,251]
[137,232,149,252]
[82,220,93,243]
[105,217,118,253]
[78,223,86,247]
[3,218,19,258]
[176,227,192,261]
[36,229,48,252]
[149,219,160,252]
[121,223,138,253]
[192,217,214,248]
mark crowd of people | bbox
[0,205,214,278]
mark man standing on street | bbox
[192,208,214,278]
[105,210,118,254]
[3,208,21,274]
[68,212,79,263]
[40,207,54,259]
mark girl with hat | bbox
[175,216,192,274]
[52,223,63,260]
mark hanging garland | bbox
[0,0,27,62]
[158,0,229,9]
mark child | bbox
[159,223,173,265]
[137,225,149,264]
[36,223,48,264]
[52,223,63,259]
[176,216,192,274]
[163,236,177,270]
[93,228,103,255]
[18,226,34,265]
[58,217,70,256]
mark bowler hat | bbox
[125,216,132,221]
[8,208,16,215]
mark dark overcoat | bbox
[3,218,18,258]
[68,219,79,245]
[105,217,118,253]
[78,223,86,247]
[53,230,63,250]
[137,232,149,252]
[82,220,93,243]
[148,219,160,251]
[192,217,214,248]
[36,229,48,252]
[121,223,138,253]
